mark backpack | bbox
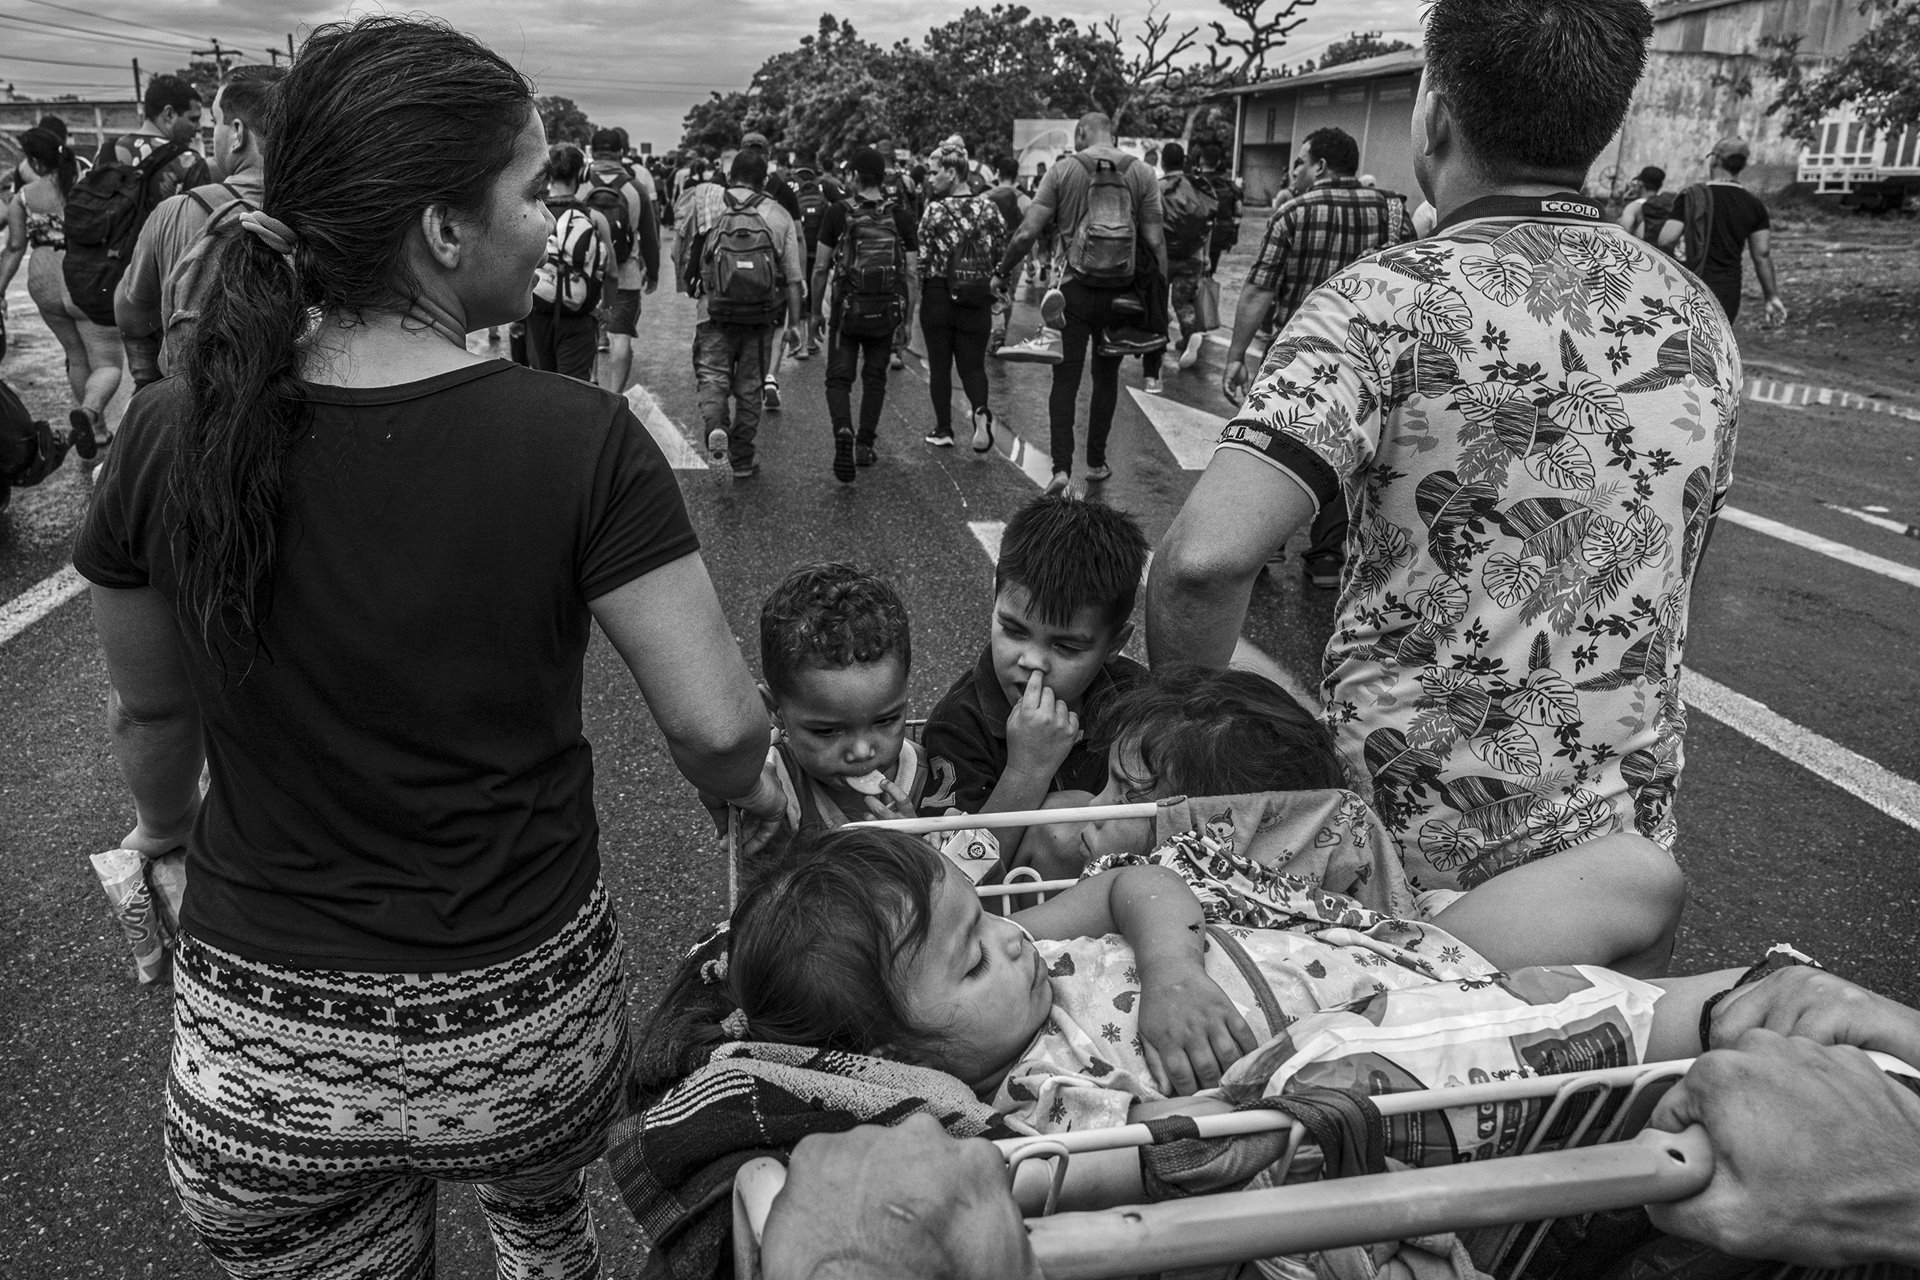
[701,191,784,325]
[944,201,998,309]
[532,198,607,315]
[61,139,188,327]
[795,174,829,246]
[1161,172,1217,260]
[1,377,62,508]
[160,183,253,374]
[1678,183,1714,271]
[1640,191,1678,250]
[1066,153,1139,286]
[580,167,637,266]
[836,197,905,337]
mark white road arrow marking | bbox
[1125,387,1227,471]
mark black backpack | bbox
[1640,191,1678,250]
[702,191,784,326]
[1,377,64,510]
[1161,172,1218,260]
[836,198,905,337]
[62,139,188,327]
[796,174,828,245]
[581,167,637,266]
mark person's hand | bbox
[705,757,786,858]
[644,274,659,295]
[810,315,827,346]
[1139,965,1260,1095]
[1764,295,1788,327]
[120,800,199,858]
[1004,670,1079,781]
[861,775,915,822]
[786,323,806,355]
[762,1115,1043,1280]
[1647,1030,1920,1266]
[1708,963,1920,1064]
[1221,356,1252,403]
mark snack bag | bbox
[89,848,189,984]
[1226,965,1661,1166]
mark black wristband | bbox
[1698,945,1817,1051]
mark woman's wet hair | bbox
[17,126,75,196]
[1096,663,1346,797]
[632,828,951,1106]
[167,16,532,675]
[548,142,588,186]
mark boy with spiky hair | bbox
[919,494,1151,869]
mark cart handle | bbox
[856,801,1159,836]
[1021,1126,1713,1280]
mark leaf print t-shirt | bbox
[991,916,1495,1134]
[1216,193,1740,892]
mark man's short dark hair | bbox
[729,147,768,189]
[1161,141,1186,172]
[759,563,911,698]
[1425,0,1652,177]
[993,154,1018,181]
[143,74,201,122]
[1719,152,1746,176]
[1302,127,1358,176]
[217,66,284,136]
[1635,164,1665,191]
[995,495,1150,637]
[589,128,624,154]
[850,146,885,184]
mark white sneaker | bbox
[970,406,995,454]
[1043,471,1075,498]
[1143,377,1163,394]
[994,328,1064,365]
[1179,331,1206,369]
[762,378,781,411]
[1040,287,1066,330]
[707,426,728,467]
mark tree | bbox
[536,95,596,146]
[892,6,1123,152]
[168,59,228,103]
[681,91,752,155]
[1208,0,1320,82]
[1759,0,1920,143]
[1316,30,1416,70]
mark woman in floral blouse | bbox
[918,145,1008,453]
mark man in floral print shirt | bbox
[1147,0,1741,892]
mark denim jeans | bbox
[693,320,772,467]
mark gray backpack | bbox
[1066,153,1139,285]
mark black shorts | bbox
[605,287,641,338]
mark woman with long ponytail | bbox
[73,17,785,1276]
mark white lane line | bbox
[1721,506,1920,590]
[624,384,708,471]
[968,520,1005,564]
[0,565,87,647]
[1745,375,1920,424]
[1685,667,1920,835]
[1126,386,1223,470]
[1823,501,1919,540]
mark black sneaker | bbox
[832,429,856,483]
[763,378,781,411]
[1303,558,1343,589]
[731,459,759,479]
[855,443,877,467]
[1096,328,1168,357]
[924,428,955,447]
[68,408,99,460]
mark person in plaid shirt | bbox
[1223,127,1413,586]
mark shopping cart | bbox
[728,1051,1918,1280]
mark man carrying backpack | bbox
[740,134,806,407]
[117,68,283,388]
[1617,165,1670,245]
[527,143,619,381]
[1657,138,1788,325]
[682,148,805,479]
[811,147,919,484]
[1141,142,1217,390]
[982,155,1028,355]
[584,129,661,396]
[993,112,1166,495]
[62,75,210,360]
[789,161,846,360]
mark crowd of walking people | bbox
[4,0,1911,1276]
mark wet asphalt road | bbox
[3,260,1918,1276]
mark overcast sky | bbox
[2,0,1424,150]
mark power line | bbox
[17,0,209,45]
[0,12,190,54]
[0,52,133,71]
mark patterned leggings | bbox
[165,883,630,1279]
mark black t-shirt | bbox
[918,646,1146,816]
[985,184,1023,235]
[763,171,804,224]
[1673,183,1769,287]
[74,362,699,970]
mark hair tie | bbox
[239,210,299,255]
[699,955,729,985]
[721,1008,750,1040]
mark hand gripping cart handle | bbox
[730,1051,1920,1280]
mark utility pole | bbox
[288,33,296,63]
[192,39,231,84]
[131,58,142,100]
[267,49,282,68]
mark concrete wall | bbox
[0,101,146,166]
[1601,49,1806,195]
[1651,0,1873,59]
